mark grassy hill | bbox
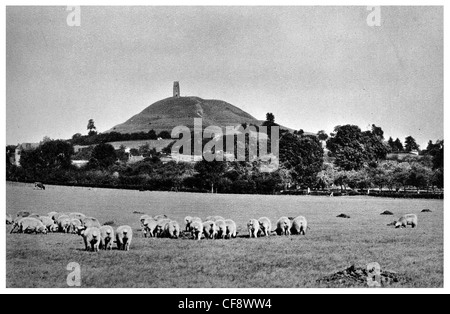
[107,96,263,134]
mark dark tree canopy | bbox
[404,136,419,152]
[90,143,117,168]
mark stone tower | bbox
[173,81,180,98]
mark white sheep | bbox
[190,220,203,240]
[205,215,225,222]
[185,216,202,232]
[69,212,86,221]
[164,220,181,238]
[143,218,158,238]
[68,219,82,234]
[155,219,171,238]
[100,225,115,250]
[11,217,47,234]
[276,217,291,236]
[224,219,237,239]
[116,225,133,251]
[39,216,59,232]
[202,221,217,239]
[258,217,272,237]
[395,214,418,228]
[290,216,308,235]
[58,217,71,233]
[82,217,101,229]
[247,219,260,238]
[215,219,227,239]
[6,213,13,225]
[81,227,101,252]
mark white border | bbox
[1,0,448,294]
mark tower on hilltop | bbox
[173,81,180,98]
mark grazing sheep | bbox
[116,225,133,251]
[81,227,101,252]
[68,219,82,234]
[82,217,101,229]
[190,220,203,240]
[99,225,115,250]
[421,209,432,213]
[185,216,202,232]
[164,220,181,238]
[69,212,86,221]
[290,216,308,235]
[275,217,291,236]
[395,214,418,229]
[11,217,47,234]
[206,215,225,222]
[47,212,58,220]
[143,218,159,238]
[28,213,40,219]
[39,216,59,232]
[53,213,69,222]
[58,217,71,233]
[247,219,260,238]
[224,219,237,239]
[215,219,227,239]
[140,214,153,225]
[203,221,218,239]
[258,217,272,237]
[337,214,351,219]
[155,219,171,237]
[154,214,168,220]
[6,214,13,225]
[34,182,45,190]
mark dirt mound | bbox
[421,209,432,213]
[337,214,350,218]
[380,211,394,215]
[317,265,409,287]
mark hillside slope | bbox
[107,96,262,134]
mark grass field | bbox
[6,182,443,288]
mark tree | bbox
[387,137,395,152]
[87,119,97,136]
[393,138,404,152]
[317,130,329,142]
[265,113,275,124]
[194,159,227,192]
[72,133,82,140]
[279,133,324,187]
[404,136,419,152]
[90,143,117,168]
[326,125,367,170]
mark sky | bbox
[6,6,443,148]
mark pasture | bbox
[6,182,443,288]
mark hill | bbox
[107,96,265,134]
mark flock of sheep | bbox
[139,214,308,241]
[6,209,418,253]
[7,211,132,252]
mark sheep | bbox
[28,213,40,219]
[258,217,272,237]
[55,214,70,225]
[290,216,308,235]
[69,212,86,221]
[205,215,225,222]
[82,217,101,229]
[275,217,291,236]
[202,221,218,239]
[154,214,168,220]
[140,214,153,225]
[99,225,115,250]
[164,220,181,239]
[58,217,71,233]
[10,217,47,234]
[395,214,418,228]
[47,212,58,220]
[190,220,203,240]
[52,213,69,222]
[247,219,260,238]
[143,218,158,238]
[68,219,82,234]
[185,216,202,232]
[224,219,237,239]
[6,214,13,225]
[116,225,133,251]
[81,227,101,252]
[39,216,59,232]
[215,219,227,239]
[155,219,171,238]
